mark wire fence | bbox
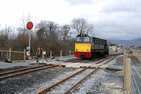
[131,69,141,94]
[131,61,141,94]
[124,51,141,94]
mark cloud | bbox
[83,0,141,40]
[100,0,140,13]
[65,0,93,6]
[1,0,141,40]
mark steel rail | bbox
[0,65,55,80]
[63,56,117,94]
[64,59,85,62]
[80,56,114,69]
[95,56,113,64]
[99,56,117,66]
[37,68,88,94]
[0,64,49,76]
[64,53,121,63]
[37,55,117,94]
[63,69,99,94]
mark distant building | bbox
[107,41,118,46]
[136,46,141,50]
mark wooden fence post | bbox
[60,50,62,61]
[24,49,26,61]
[9,48,11,61]
[126,58,131,94]
[124,52,127,89]
[50,51,52,61]
[69,50,71,59]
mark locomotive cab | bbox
[75,34,92,58]
[76,36,91,43]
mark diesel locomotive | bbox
[75,34,109,58]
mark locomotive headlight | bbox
[87,49,89,51]
[76,49,78,51]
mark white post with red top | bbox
[26,22,33,63]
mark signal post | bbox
[26,22,33,63]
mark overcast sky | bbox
[0,0,141,40]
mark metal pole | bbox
[9,48,11,61]
[28,30,31,63]
[24,49,26,61]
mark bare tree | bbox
[60,25,70,40]
[36,20,59,37]
[0,25,16,48]
[0,24,15,39]
[71,18,94,35]
[36,28,45,40]
[20,12,31,30]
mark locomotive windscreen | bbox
[76,37,83,42]
[76,36,91,42]
[83,37,90,42]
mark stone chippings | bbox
[47,69,93,94]
[25,68,82,94]
[0,66,76,94]
[70,69,124,94]
[69,55,124,94]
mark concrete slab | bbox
[65,63,82,68]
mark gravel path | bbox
[0,66,76,94]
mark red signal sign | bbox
[26,22,33,30]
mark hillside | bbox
[107,38,141,48]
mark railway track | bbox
[0,64,56,80]
[37,55,118,94]
[64,59,85,62]
[64,53,123,63]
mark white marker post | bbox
[26,22,33,63]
